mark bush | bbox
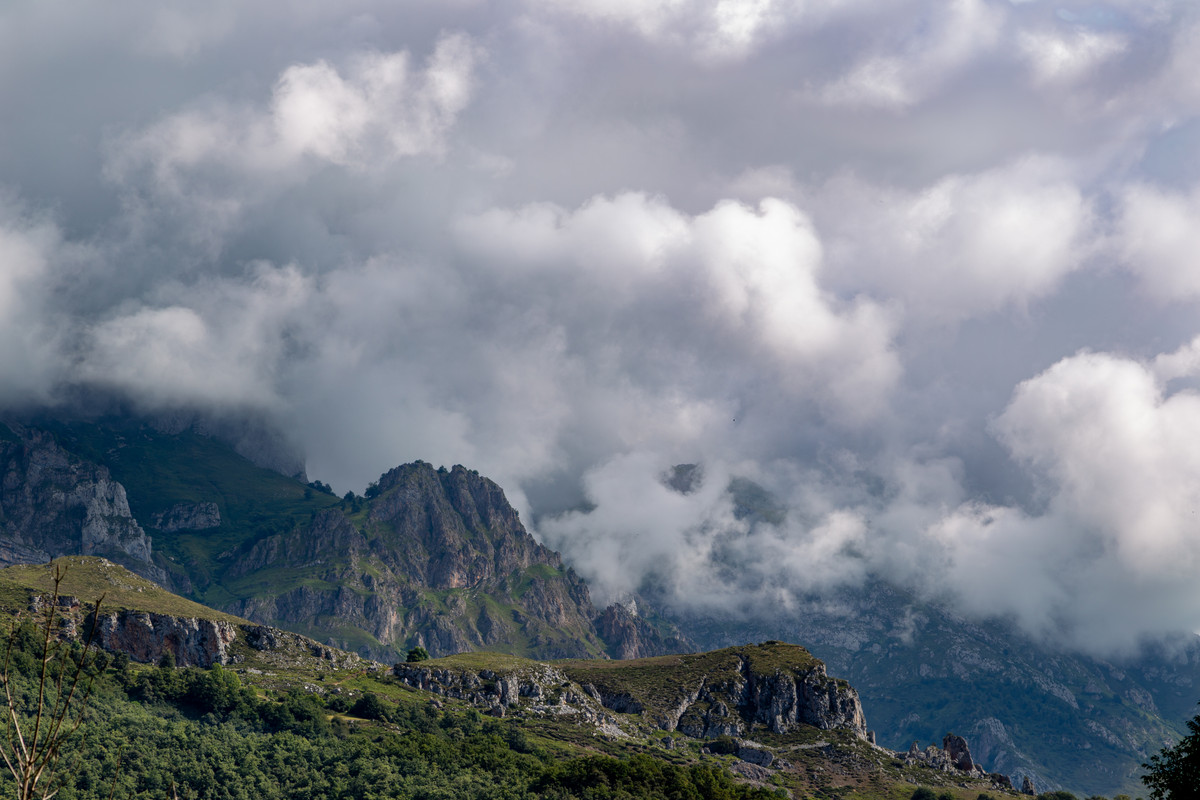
[406,646,430,663]
[351,692,392,722]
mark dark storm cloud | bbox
[4,0,1200,654]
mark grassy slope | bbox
[0,556,246,623]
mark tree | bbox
[1143,704,1200,800]
[1,565,105,800]
[406,647,430,663]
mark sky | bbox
[3,0,1200,655]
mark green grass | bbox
[0,556,248,623]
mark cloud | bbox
[78,263,311,412]
[527,0,868,61]
[0,204,67,406]
[817,0,1004,109]
[540,453,870,609]
[1018,28,1127,86]
[814,157,1097,323]
[920,344,1200,652]
[4,0,1200,656]
[1116,182,1200,300]
[460,192,900,424]
[102,32,479,259]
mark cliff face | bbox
[393,641,869,741]
[0,425,160,580]
[670,579,1199,796]
[594,601,692,660]
[223,463,607,661]
[94,609,238,667]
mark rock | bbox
[943,733,975,772]
[1021,775,1036,795]
[902,734,988,779]
[728,761,773,783]
[150,502,220,532]
[93,610,237,667]
[595,601,692,660]
[0,427,161,582]
[737,745,775,767]
[223,462,607,661]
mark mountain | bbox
[2,416,1194,795]
[0,418,677,663]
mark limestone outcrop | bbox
[94,610,238,667]
[223,462,608,661]
[0,425,161,581]
[394,642,870,743]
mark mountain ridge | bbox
[1,416,1193,795]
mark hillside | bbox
[0,557,1015,800]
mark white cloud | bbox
[541,453,870,608]
[916,346,1200,652]
[816,158,1096,322]
[108,32,478,185]
[79,264,311,411]
[459,192,900,423]
[528,0,870,60]
[0,208,64,405]
[819,0,1004,108]
[1019,28,1127,86]
[1116,182,1200,300]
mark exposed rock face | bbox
[943,733,975,771]
[0,425,160,581]
[395,643,870,745]
[225,462,606,661]
[94,610,238,667]
[150,501,220,532]
[745,662,868,735]
[594,601,692,660]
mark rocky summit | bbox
[0,419,677,664]
[224,460,609,660]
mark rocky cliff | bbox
[594,600,693,660]
[394,641,869,740]
[0,424,161,581]
[391,642,1012,790]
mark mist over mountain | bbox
[6,1,1200,664]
